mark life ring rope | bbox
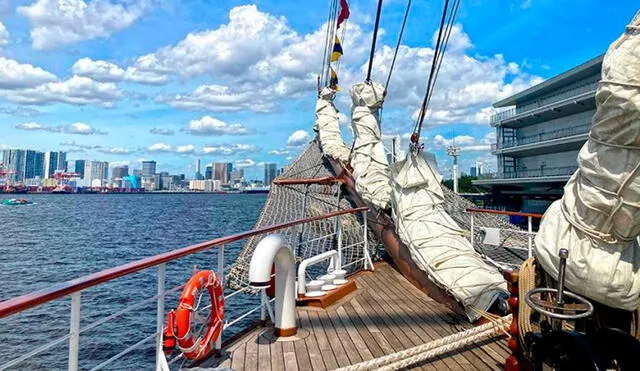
[163,270,224,361]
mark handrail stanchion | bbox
[216,246,224,351]
[336,214,343,268]
[527,216,533,258]
[155,264,166,371]
[68,292,81,371]
[469,213,474,245]
[363,210,373,271]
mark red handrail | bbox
[0,207,369,319]
[466,207,543,219]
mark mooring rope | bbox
[334,314,511,371]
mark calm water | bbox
[0,193,266,370]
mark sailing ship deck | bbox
[206,261,510,370]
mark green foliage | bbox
[441,175,489,193]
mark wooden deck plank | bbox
[358,271,455,371]
[339,301,386,358]
[327,308,364,365]
[317,309,354,367]
[334,306,374,361]
[298,310,327,371]
[270,341,285,371]
[231,343,246,370]
[282,340,299,371]
[244,335,259,371]
[258,332,272,371]
[307,310,340,370]
[375,264,501,371]
[293,332,313,371]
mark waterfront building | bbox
[195,159,203,180]
[470,162,484,177]
[230,169,244,182]
[142,161,157,178]
[1,149,24,182]
[24,150,44,180]
[474,54,602,213]
[74,160,86,179]
[123,175,140,189]
[264,163,277,185]
[211,162,232,184]
[189,179,221,192]
[112,165,129,179]
[205,164,212,180]
[44,151,67,178]
[84,161,109,181]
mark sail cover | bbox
[314,87,351,163]
[391,151,508,321]
[535,12,640,311]
[350,81,392,210]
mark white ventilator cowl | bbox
[349,81,392,210]
[314,87,351,163]
[535,12,640,311]
[391,151,507,321]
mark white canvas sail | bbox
[349,81,392,210]
[314,87,351,163]
[535,12,640,311]
[390,151,507,321]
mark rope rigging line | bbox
[384,0,412,91]
[321,0,339,88]
[365,0,385,82]
[412,0,461,142]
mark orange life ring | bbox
[163,270,224,361]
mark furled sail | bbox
[535,12,640,311]
[313,87,351,163]
[390,151,508,321]
[349,81,392,210]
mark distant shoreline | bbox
[0,191,270,195]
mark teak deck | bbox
[204,262,509,370]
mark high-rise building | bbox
[230,169,244,182]
[212,162,232,184]
[264,163,277,185]
[74,160,86,179]
[112,165,129,179]
[24,150,44,179]
[195,159,203,180]
[43,151,66,178]
[205,164,212,180]
[2,149,25,182]
[84,161,109,181]
[142,161,157,177]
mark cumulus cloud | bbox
[147,142,172,152]
[269,149,292,156]
[183,115,253,136]
[1,75,121,107]
[61,141,132,154]
[157,84,278,113]
[286,130,310,147]
[0,106,41,117]
[201,143,259,155]
[0,21,9,47]
[234,158,256,168]
[72,57,169,85]
[430,132,495,152]
[15,121,108,135]
[18,0,156,50]
[149,127,175,136]
[0,57,57,89]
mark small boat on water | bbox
[1,198,32,206]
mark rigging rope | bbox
[384,0,412,91]
[412,0,461,143]
[321,0,339,88]
[365,0,385,82]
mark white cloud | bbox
[15,121,107,135]
[175,144,195,154]
[109,161,131,167]
[2,75,121,107]
[235,158,256,168]
[72,57,169,85]
[201,143,259,156]
[0,57,57,89]
[147,142,172,152]
[286,130,310,147]
[430,132,495,153]
[0,106,42,117]
[98,147,131,155]
[157,84,277,113]
[18,0,155,50]
[0,21,9,47]
[269,149,291,156]
[184,115,253,136]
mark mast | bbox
[366,0,384,82]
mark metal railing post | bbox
[527,216,533,258]
[363,210,373,271]
[336,215,343,269]
[216,246,224,351]
[469,213,474,245]
[155,264,166,371]
[68,292,81,371]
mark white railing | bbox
[0,207,370,371]
[466,208,544,270]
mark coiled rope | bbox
[334,314,511,371]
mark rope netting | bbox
[441,187,533,269]
[227,139,379,291]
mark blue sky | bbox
[0,0,636,180]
